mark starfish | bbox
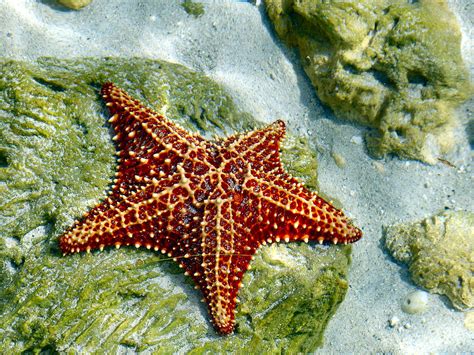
[59,82,362,335]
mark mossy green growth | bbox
[0,58,349,352]
[57,0,93,10]
[281,134,319,191]
[265,0,472,163]
[181,0,204,18]
[385,211,474,310]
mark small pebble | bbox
[350,135,363,145]
[331,151,346,168]
[389,316,400,328]
[373,161,385,173]
[401,290,429,314]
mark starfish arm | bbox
[59,169,204,257]
[185,188,252,335]
[222,120,286,174]
[101,83,210,202]
[241,172,362,247]
[101,83,199,146]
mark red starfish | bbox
[59,82,362,335]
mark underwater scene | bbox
[0,0,472,353]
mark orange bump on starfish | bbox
[59,82,362,335]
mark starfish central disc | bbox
[59,82,362,334]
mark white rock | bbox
[401,290,429,314]
[389,316,400,328]
[350,136,363,145]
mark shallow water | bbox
[0,0,472,352]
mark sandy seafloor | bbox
[0,0,473,353]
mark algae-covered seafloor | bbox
[265,0,472,164]
[385,211,474,311]
[0,58,351,352]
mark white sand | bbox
[1,0,473,352]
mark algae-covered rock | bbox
[265,0,472,163]
[385,211,474,310]
[57,0,93,10]
[0,58,349,352]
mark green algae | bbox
[385,211,474,311]
[57,0,93,10]
[281,134,319,190]
[0,58,350,352]
[265,0,472,164]
[181,0,204,18]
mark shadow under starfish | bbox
[59,82,362,335]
